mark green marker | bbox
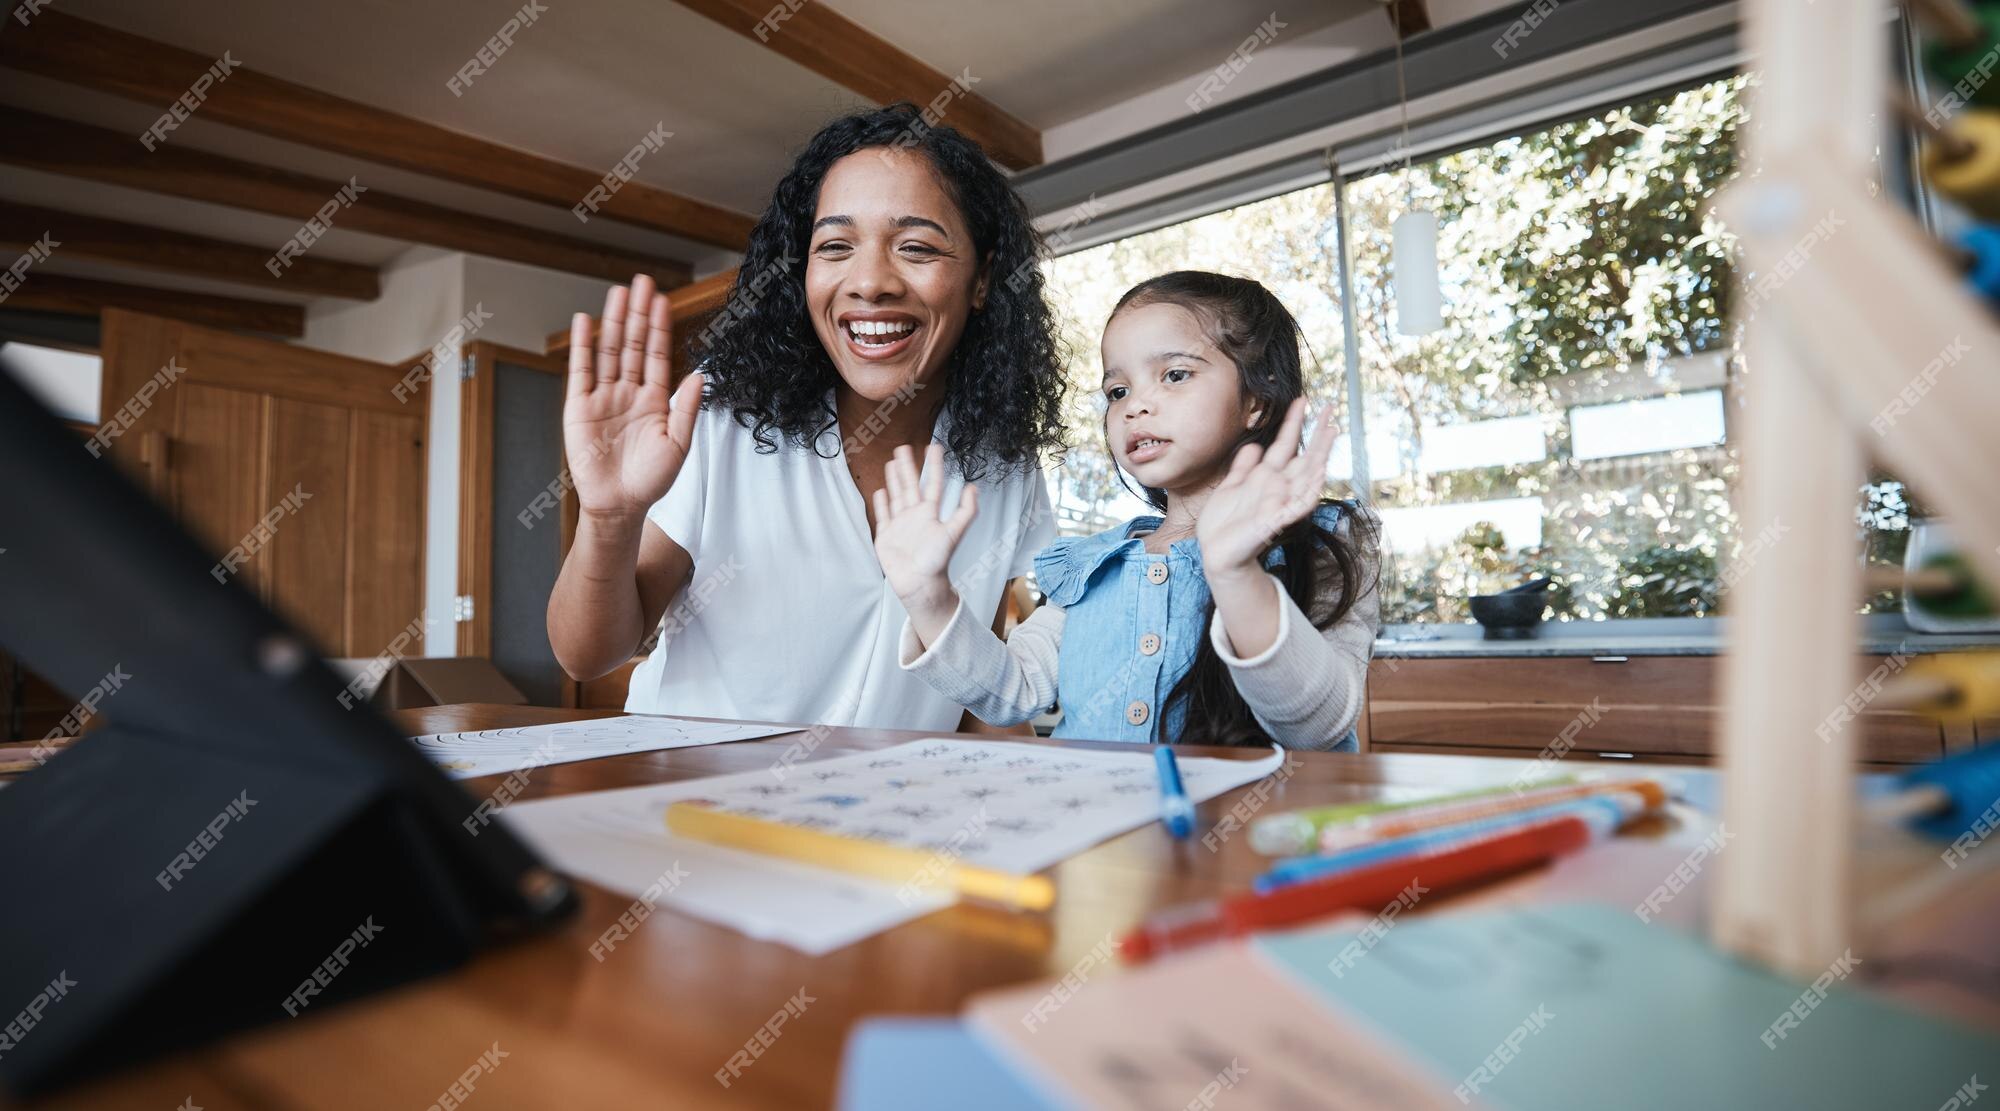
[1247,775,1581,856]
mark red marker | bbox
[1116,812,1591,963]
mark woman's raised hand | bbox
[1196,398,1338,576]
[563,275,704,521]
[872,443,978,608]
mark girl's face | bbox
[1100,301,1263,494]
[805,148,989,404]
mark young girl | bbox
[872,271,1380,750]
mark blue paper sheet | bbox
[838,1016,1061,1111]
[1256,902,2000,1111]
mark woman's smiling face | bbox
[805,147,988,403]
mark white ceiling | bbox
[0,0,1417,310]
[827,0,1374,126]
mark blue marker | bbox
[1251,794,1640,894]
[1155,745,1194,839]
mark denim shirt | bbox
[1034,504,1356,749]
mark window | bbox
[1042,75,1767,626]
[1340,76,1750,624]
[1039,184,1351,537]
[1040,72,1928,627]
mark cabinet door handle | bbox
[1592,655,1629,664]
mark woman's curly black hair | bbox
[695,103,1068,480]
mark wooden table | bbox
[30,704,1715,1110]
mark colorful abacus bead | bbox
[1959,222,2000,305]
[1923,111,2000,219]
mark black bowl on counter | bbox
[1468,586,1549,640]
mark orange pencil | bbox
[1117,812,1591,963]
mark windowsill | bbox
[1375,615,2000,658]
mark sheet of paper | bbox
[408,714,797,779]
[1512,831,1720,927]
[838,1018,1062,1111]
[1256,902,2000,1110]
[500,739,1285,954]
[965,941,1472,1110]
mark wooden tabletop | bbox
[29,704,1717,1110]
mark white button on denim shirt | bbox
[1034,504,1358,750]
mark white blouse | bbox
[623,395,1056,732]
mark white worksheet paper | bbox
[409,715,798,779]
[500,738,1287,954]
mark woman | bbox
[547,103,1068,734]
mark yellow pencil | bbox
[665,801,1055,911]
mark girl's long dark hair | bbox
[1109,272,1379,747]
[696,103,1067,480]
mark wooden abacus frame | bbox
[1714,0,2000,977]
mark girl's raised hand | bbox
[1196,398,1338,577]
[563,274,705,522]
[872,443,979,608]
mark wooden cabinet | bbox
[1366,653,1943,767]
[98,310,427,659]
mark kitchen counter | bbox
[1374,627,2000,659]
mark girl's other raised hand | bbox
[1196,398,1338,576]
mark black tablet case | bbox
[0,362,576,1095]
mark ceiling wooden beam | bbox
[3,273,305,336]
[669,0,1042,170]
[0,110,693,288]
[0,10,756,250]
[0,201,379,301]
[1386,0,1433,36]
[543,269,739,355]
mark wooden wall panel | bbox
[263,397,352,651]
[177,329,410,413]
[94,309,181,493]
[457,349,496,658]
[348,410,427,653]
[170,382,267,580]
